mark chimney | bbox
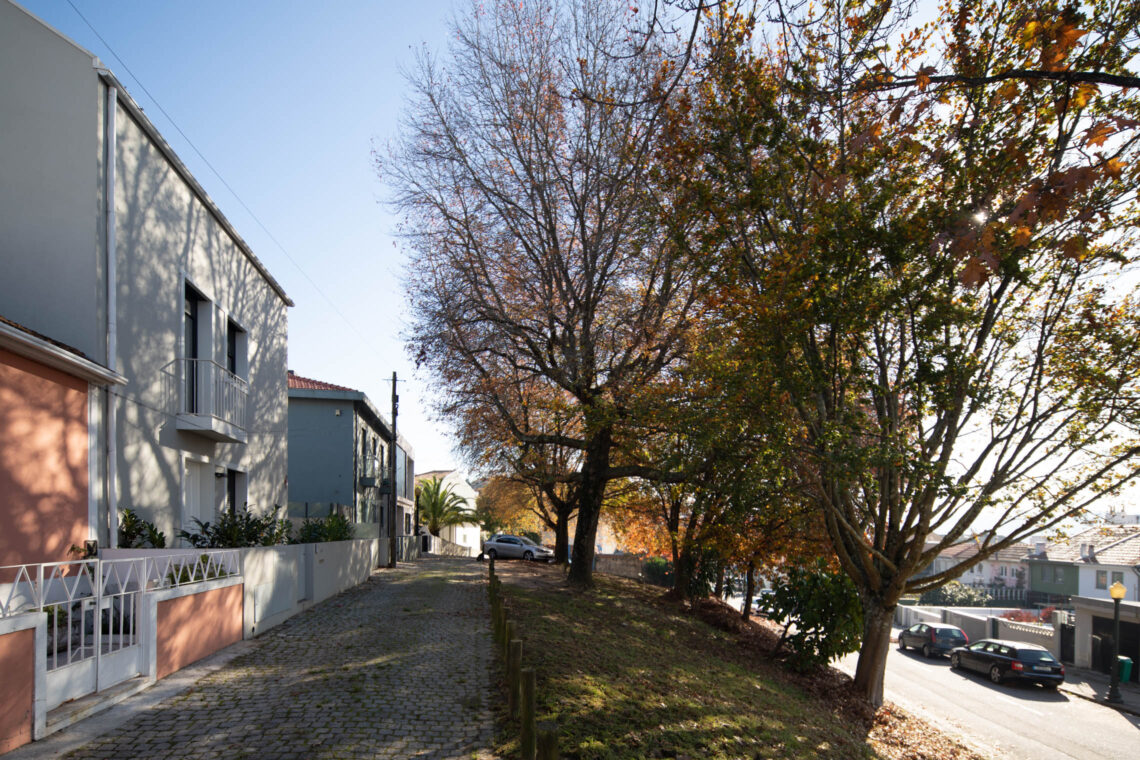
[1034,540,1046,556]
[1079,543,1089,560]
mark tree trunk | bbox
[554,509,570,565]
[742,562,756,622]
[567,427,613,588]
[853,597,896,708]
[714,563,725,599]
[672,544,697,599]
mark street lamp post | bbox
[1106,581,1126,704]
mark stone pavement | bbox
[12,556,495,760]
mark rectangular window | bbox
[999,565,1007,577]
[395,446,407,499]
[1112,571,1124,586]
[184,285,202,413]
[1096,570,1108,589]
[226,469,239,514]
[227,322,238,374]
[1054,566,1065,584]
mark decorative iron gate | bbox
[1,552,239,711]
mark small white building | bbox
[415,470,481,555]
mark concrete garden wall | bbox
[595,554,643,580]
[154,581,243,679]
[0,612,44,754]
[109,539,384,640]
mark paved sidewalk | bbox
[10,556,495,760]
[1058,664,1140,717]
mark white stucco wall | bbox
[0,1,104,362]
[1077,565,1139,601]
[0,4,290,546]
[111,96,289,542]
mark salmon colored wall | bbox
[156,585,243,680]
[0,628,34,754]
[0,347,89,567]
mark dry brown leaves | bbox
[691,595,986,760]
[491,562,985,760]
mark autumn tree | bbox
[453,375,583,562]
[678,0,1140,706]
[390,0,701,586]
[473,476,545,537]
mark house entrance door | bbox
[184,460,212,531]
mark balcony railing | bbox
[358,456,389,488]
[167,358,248,442]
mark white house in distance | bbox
[415,470,481,556]
[0,0,292,548]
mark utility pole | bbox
[387,371,398,568]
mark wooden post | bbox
[508,639,523,718]
[521,668,536,759]
[537,723,558,760]
[504,620,516,662]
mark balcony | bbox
[171,358,248,443]
[358,456,387,489]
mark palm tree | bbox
[416,477,469,537]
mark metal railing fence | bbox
[164,358,248,428]
[0,551,240,671]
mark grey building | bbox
[0,1,292,546]
[287,372,415,538]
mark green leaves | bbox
[759,561,864,672]
[417,476,471,536]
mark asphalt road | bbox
[837,640,1140,759]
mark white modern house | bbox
[0,0,292,550]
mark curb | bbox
[1058,683,1140,717]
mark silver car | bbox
[483,534,554,562]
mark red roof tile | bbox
[287,370,357,393]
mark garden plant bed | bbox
[491,561,984,760]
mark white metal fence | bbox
[1,551,239,673]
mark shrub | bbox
[918,581,993,607]
[642,556,673,587]
[178,505,291,548]
[1001,605,1055,624]
[758,560,864,672]
[294,513,355,543]
[118,508,167,549]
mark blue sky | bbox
[17,0,462,472]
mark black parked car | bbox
[897,623,969,658]
[949,639,1065,688]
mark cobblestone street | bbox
[49,557,494,760]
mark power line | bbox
[64,0,384,356]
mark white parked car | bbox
[483,534,554,562]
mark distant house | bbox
[0,317,125,566]
[1025,526,1140,606]
[0,0,292,548]
[288,371,414,541]
[939,541,1029,589]
[414,469,481,556]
